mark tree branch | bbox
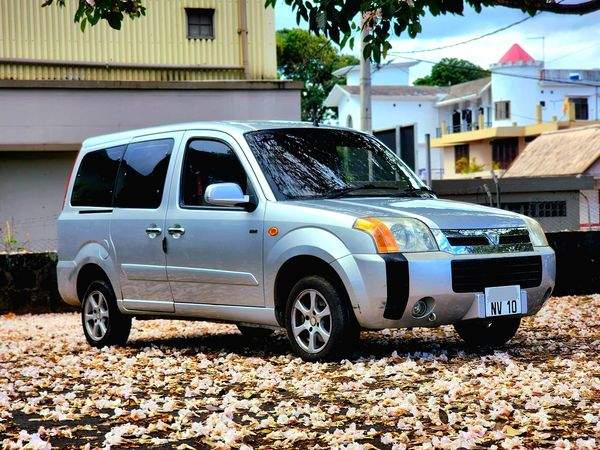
[490,0,600,14]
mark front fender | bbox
[264,227,352,309]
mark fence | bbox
[0,215,58,254]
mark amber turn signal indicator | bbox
[353,217,399,253]
[267,226,279,237]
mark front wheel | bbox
[81,280,132,348]
[454,316,521,347]
[285,275,359,361]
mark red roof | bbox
[498,44,535,64]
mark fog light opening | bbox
[428,312,436,322]
[412,297,435,319]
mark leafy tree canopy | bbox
[43,1,600,61]
[277,28,358,122]
[41,0,145,31]
[414,58,489,86]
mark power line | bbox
[546,41,600,64]
[391,14,536,55]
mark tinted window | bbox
[114,139,173,209]
[71,146,125,207]
[244,129,424,200]
[181,139,248,207]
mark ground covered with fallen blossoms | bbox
[1,295,599,450]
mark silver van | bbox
[57,122,555,360]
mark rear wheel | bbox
[81,280,131,348]
[454,316,521,347]
[237,325,274,339]
[285,275,359,361]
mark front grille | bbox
[451,255,542,293]
[440,228,533,255]
[499,233,531,245]
[447,235,489,246]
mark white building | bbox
[325,44,600,180]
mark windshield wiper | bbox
[324,183,387,199]
[393,186,436,198]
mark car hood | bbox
[292,197,527,230]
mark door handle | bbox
[168,225,185,238]
[145,226,162,239]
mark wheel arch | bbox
[76,263,113,303]
[273,254,355,327]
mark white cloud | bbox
[274,3,600,83]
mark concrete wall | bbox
[0,152,76,251]
[0,82,301,148]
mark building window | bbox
[186,8,214,39]
[494,101,511,120]
[454,144,470,173]
[492,138,518,170]
[502,201,567,218]
[569,97,589,120]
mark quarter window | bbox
[181,139,248,207]
[113,139,174,209]
[186,8,214,39]
[494,101,511,120]
[71,146,125,207]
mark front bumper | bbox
[331,246,555,330]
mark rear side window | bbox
[71,146,125,207]
[114,139,174,209]
[181,139,248,207]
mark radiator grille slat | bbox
[451,256,542,293]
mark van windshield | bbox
[244,128,429,200]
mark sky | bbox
[274,3,600,82]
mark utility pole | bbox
[360,15,372,134]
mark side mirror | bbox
[204,183,250,207]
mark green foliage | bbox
[455,157,485,174]
[414,58,489,86]
[266,0,600,62]
[41,0,145,31]
[277,28,358,122]
[1,220,26,254]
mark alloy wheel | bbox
[291,289,332,353]
[84,290,110,341]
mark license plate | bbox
[484,285,521,317]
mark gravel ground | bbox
[1,295,599,450]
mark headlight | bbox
[354,217,438,253]
[523,216,548,247]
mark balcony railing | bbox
[435,121,492,138]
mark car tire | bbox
[454,316,521,347]
[81,280,132,348]
[285,275,359,361]
[237,325,274,339]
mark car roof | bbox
[82,120,343,148]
